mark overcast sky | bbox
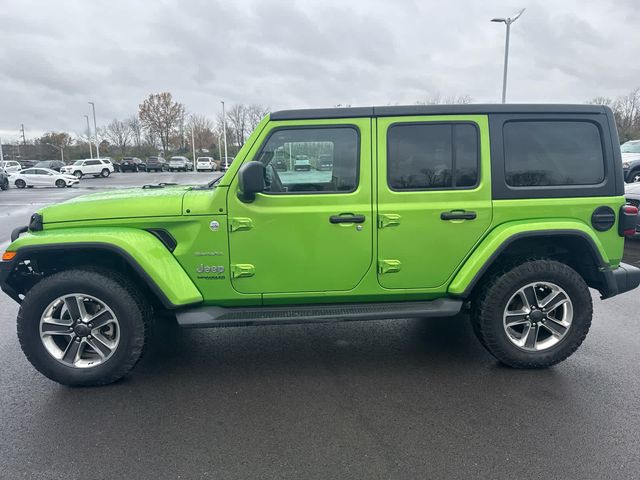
[1,0,639,140]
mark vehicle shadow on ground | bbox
[132,313,509,383]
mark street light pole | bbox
[191,126,197,171]
[491,8,525,104]
[84,115,93,159]
[221,100,228,168]
[88,101,100,157]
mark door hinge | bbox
[231,264,255,278]
[378,214,401,229]
[378,259,402,274]
[229,217,253,232]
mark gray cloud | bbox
[1,0,639,139]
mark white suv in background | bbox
[60,158,114,178]
[196,157,216,172]
[0,160,23,174]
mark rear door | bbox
[376,115,492,289]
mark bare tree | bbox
[225,104,249,148]
[138,92,185,154]
[104,119,132,155]
[187,115,215,152]
[127,116,142,148]
[416,94,473,105]
[247,104,270,132]
[586,96,614,107]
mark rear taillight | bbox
[620,204,639,236]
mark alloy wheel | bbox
[39,294,120,368]
[503,282,573,351]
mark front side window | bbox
[504,121,605,187]
[255,127,359,193]
[387,123,479,190]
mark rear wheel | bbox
[15,179,26,189]
[55,179,66,188]
[471,259,592,368]
[17,269,151,386]
[101,168,110,178]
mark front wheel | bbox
[55,179,66,188]
[15,179,26,189]
[471,259,592,368]
[74,170,83,178]
[0,178,8,190]
[628,170,640,183]
[17,269,151,386]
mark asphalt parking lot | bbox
[1,172,639,479]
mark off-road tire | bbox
[17,268,152,386]
[471,259,592,368]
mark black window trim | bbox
[502,118,607,189]
[489,113,622,200]
[253,124,362,196]
[386,120,481,192]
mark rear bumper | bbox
[601,263,640,299]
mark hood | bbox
[39,186,191,224]
[622,152,640,163]
[625,182,640,196]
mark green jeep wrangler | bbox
[2,104,640,386]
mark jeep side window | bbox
[504,121,605,187]
[387,123,479,190]
[256,127,359,193]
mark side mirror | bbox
[238,161,266,203]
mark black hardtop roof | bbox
[270,104,609,121]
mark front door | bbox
[376,115,493,289]
[227,119,373,294]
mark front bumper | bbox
[601,263,640,299]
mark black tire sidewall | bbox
[18,270,147,386]
[474,261,592,367]
[56,179,65,188]
[16,179,26,188]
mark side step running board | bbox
[176,299,463,329]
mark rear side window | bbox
[387,123,479,190]
[504,121,605,186]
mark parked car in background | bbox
[168,156,193,172]
[120,157,146,172]
[625,182,640,235]
[293,154,311,171]
[0,160,22,174]
[313,154,333,171]
[19,160,39,168]
[0,167,8,191]
[60,158,114,178]
[273,157,288,171]
[34,160,65,172]
[220,156,235,171]
[146,156,167,172]
[10,167,79,188]
[196,157,216,172]
[621,140,640,183]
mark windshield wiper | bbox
[142,182,178,189]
